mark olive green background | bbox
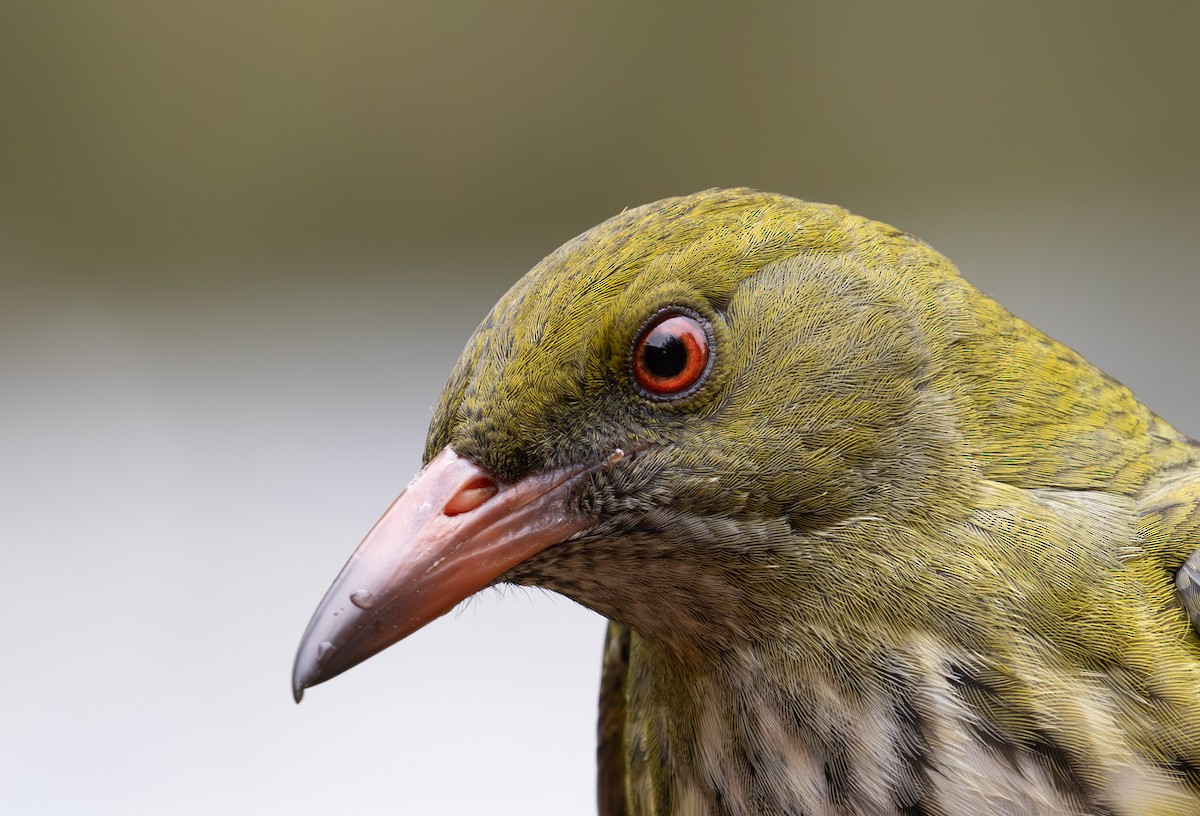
[3,3,1197,814]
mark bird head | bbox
[293,188,1140,699]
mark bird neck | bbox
[622,627,955,814]
[621,620,1196,816]
[936,289,1182,495]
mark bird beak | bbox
[292,446,594,701]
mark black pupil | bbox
[642,330,688,380]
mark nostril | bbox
[443,475,499,516]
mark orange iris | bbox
[633,312,711,397]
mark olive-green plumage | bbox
[426,189,1200,815]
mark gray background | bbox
[2,3,1197,814]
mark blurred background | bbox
[2,2,1197,813]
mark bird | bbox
[293,188,1200,815]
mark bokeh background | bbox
[2,3,1197,814]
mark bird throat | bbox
[506,465,1200,814]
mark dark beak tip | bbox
[292,644,319,704]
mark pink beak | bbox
[292,446,595,701]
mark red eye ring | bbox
[632,310,712,399]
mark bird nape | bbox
[293,188,1200,816]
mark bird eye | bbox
[632,311,712,399]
